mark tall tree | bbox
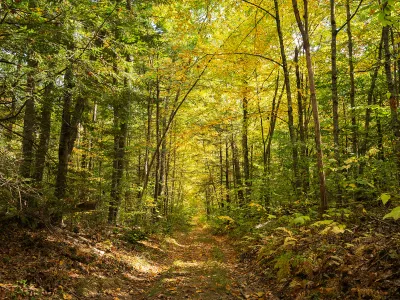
[292,0,328,212]
[273,0,300,193]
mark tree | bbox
[292,0,328,212]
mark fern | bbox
[274,252,293,280]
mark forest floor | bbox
[0,217,275,299]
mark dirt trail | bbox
[131,220,276,300]
[0,219,277,299]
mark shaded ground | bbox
[0,218,276,299]
[135,221,276,300]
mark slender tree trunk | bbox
[361,32,383,158]
[144,89,152,188]
[375,95,384,160]
[34,82,54,182]
[383,24,400,183]
[20,58,37,179]
[330,0,342,202]
[55,64,86,223]
[55,66,74,203]
[274,0,300,192]
[231,137,244,205]
[391,28,399,106]
[295,47,309,194]
[108,106,128,224]
[5,64,20,145]
[264,76,284,204]
[219,137,224,207]
[159,98,167,215]
[153,79,161,218]
[242,96,251,201]
[292,0,328,212]
[225,140,230,207]
[346,0,357,155]
[108,51,129,224]
[171,128,177,213]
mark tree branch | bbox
[212,52,282,67]
[241,0,276,19]
[337,0,364,33]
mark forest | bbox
[0,0,399,299]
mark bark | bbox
[55,66,85,222]
[231,137,244,205]
[361,32,383,157]
[55,66,74,202]
[219,137,224,207]
[274,0,300,192]
[159,99,167,215]
[108,54,129,224]
[20,58,37,179]
[383,24,400,182]
[292,0,328,212]
[295,47,309,193]
[375,95,384,160]
[225,140,230,207]
[391,28,399,107]
[242,96,251,201]
[5,64,20,144]
[34,82,54,182]
[264,75,284,205]
[144,89,152,192]
[330,0,342,201]
[153,77,161,218]
[330,0,340,163]
[108,107,128,224]
[346,0,357,155]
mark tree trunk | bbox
[153,79,161,218]
[242,96,251,201]
[295,47,309,194]
[383,24,400,183]
[34,82,54,182]
[225,140,230,207]
[361,32,383,158]
[108,51,129,224]
[274,0,300,192]
[54,65,85,223]
[55,66,74,204]
[330,0,342,202]
[20,58,37,179]
[346,0,357,155]
[292,0,328,212]
[231,137,244,206]
[108,106,128,224]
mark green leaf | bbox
[293,215,310,225]
[293,216,305,225]
[311,219,334,227]
[383,206,400,220]
[380,193,391,205]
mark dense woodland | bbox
[0,0,400,299]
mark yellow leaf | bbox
[63,293,73,300]
[256,291,264,297]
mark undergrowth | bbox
[207,200,400,299]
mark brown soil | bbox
[0,219,277,299]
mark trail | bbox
[0,218,277,299]
[131,219,276,300]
